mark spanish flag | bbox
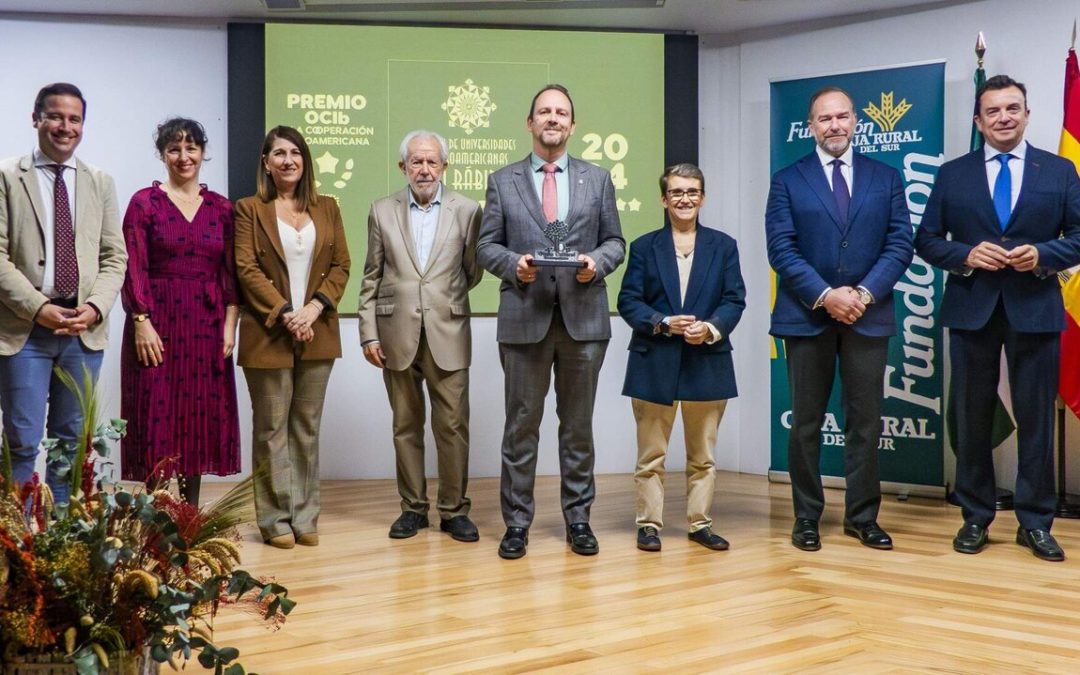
[1057,37,1080,418]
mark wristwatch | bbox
[132,313,150,323]
[657,317,672,336]
[856,288,873,306]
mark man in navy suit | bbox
[766,86,913,551]
[618,164,746,553]
[915,75,1080,561]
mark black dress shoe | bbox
[791,518,821,551]
[637,526,661,552]
[498,527,529,559]
[688,527,730,551]
[843,520,893,550]
[389,511,429,539]
[566,522,599,555]
[1016,527,1065,562]
[440,515,479,542]
[952,522,988,554]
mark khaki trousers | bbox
[632,398,727,532]
[244,359,333,540]
[383,329,471,520]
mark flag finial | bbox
[976,31,987,66]
[1072,19,1076,49]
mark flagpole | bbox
[1057,20,1080,517]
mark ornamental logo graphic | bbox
[313,150,354,191]
[862,92,912,132]
[441,79,497,135]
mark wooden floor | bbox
[186,473,1080,674]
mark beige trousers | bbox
[244,359,333,540]
[632,398,727,532]
[383,329,471,520]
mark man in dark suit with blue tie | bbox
[619,164,745,553]
[915,75,1080,561]
[766,86,913,552]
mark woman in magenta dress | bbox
[120,118,240,504]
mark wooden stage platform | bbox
[190,473,1080,674]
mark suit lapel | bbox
[654,228,682,312]
[510,157,549,233]
[394,188,423,274]
[304,201,330,301]
[73,160,91,245]
[427,189,455,277]
[16,156,46,241]
[1005,145,1039,232]
[966,150,1003,234]
[682,226,716,312]
[795,153,845,233]
[564,157,588,226]
[847,154,872,230]
[256,197,286,263]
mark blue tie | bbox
[992,153,1013,230]
[831,159,850,224]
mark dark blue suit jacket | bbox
[914,144,1080,332]
[618,225,745,405]
[766,151,913,337]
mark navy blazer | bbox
[766,151,913,337]
[914,144,1080,332]
[618,225,745,405]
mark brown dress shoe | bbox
[296,532,319,547]
[266,533,295,549]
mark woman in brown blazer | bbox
[234,126,351,549]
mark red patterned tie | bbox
[542,162,558,223]
[50,164,79,297]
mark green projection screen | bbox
[263,23,665,313]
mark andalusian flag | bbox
[946,33,1017,453]
[1057,34,1080,418]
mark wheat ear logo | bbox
[441,79,497,135]
[862,92,912,132]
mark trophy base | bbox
[529,256,586,268]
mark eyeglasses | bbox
[665,189,703,201]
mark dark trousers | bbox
[950,304,1058,531]
[784,327,889,525]
[498,309,607,529]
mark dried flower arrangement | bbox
[0,368,293,674]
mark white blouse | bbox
[277,218,315,308]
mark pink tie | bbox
[50,164,79,297]
[542,162,558,223]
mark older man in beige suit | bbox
[0,82,127,504]
[359,130,483,542]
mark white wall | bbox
[700,0,1080,490]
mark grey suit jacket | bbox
[477,155,625,344]
[0,154,127,354]
[357,186,483,371]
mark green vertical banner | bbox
[768,61,946,490]
[264,24,664,313]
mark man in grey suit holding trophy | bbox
[477,84,625,559]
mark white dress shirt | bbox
[278,219,315,307]
[984,141,1026,210]
[32,148,78,299]
[408,184,442,272]
[816,144,854,196]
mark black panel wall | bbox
[664,34,699,169]
[227,24,265,201]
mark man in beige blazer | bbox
[359,130,483,542]
[0,82,127,504]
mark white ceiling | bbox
[0,0,980,39]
